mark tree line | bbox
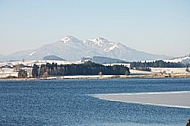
[130,60,186,71]
[32,61,130,78]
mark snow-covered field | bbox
[151,67,187,74]
[0,60,189,78]
[0,60,82,78]
[129,69,151,76]
[0,68,18,78]
[0,60,82,67]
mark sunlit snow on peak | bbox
[87,37,109,47]
[61,36,72,43]
[104,43,119,52]
[61,36,81,43]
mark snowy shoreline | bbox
[1,73,190,81]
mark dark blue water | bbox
[0,78,190,126]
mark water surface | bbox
[0,78,190,126]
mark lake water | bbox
[0,78,190,126]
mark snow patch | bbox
[88,39,103,47]
[29,51,36,56]
[61,36,82,44]
[87,37,109,47]
[61,36,71,43]
[104,44,119,52]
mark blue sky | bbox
[0,0,190,56]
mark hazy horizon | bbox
[0,0,190,56]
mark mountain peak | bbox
[97,37,108,41]
[93,37,110,43]
[60,36,81,43]
[86,37,109,47]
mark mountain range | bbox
[0,36,176,62]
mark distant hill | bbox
[168,54,190,65]
[43,55,65,61]
[81,56,128,64]
[1,36,170,62]
[2,50,33,62]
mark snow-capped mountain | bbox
[84,37,170,61]
[1,36,170,61]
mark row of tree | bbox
[32,61,130,78]
[130,60,187,71]
[131,60,185,68]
